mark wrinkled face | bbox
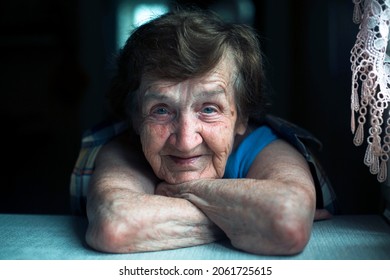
[136,57,246,184]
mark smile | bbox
[168,155,202,165]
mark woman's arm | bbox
[85,133,223,253]
[156,139,317,255]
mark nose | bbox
[168,113,203,152]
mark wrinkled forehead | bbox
[139,53,238,94]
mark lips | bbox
[168,155,202,165]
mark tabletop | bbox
[0,214,389,260]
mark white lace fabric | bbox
[351,0,390,182]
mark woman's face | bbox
[137,57,246,184]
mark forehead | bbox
[140,55,237,94]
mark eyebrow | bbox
[143,91,171,101]
[143,87,227,102]
[198,87,226,97]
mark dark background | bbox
[0,0,384,214]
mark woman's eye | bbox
[149,105,174,122]
[153,107,169,115]
[201,106,218,114]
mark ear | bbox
[235,117,248,135]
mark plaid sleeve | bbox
[265,115,339,213]
[70,120,129,215]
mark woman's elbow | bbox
[232,199,314,255]
[276,217,312,255]
[85,219,136,253]
[229,215,312,256]
[275,194,314,254]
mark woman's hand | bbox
[85,134,223,253]
[157,140,317,256]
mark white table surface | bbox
[0,214,389,260]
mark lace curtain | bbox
[351,0,390,182]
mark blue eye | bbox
[154,107,169,115]
[149,105,175,122]
[202,106,217,114]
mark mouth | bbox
[168,155,202,165]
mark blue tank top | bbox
[223,126,278,178]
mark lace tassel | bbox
[369,135,381,174]
[353,90,360,111]
[353,0,362,24]
[364,143,374,166]
[370,154,380,174]
[353,122,364,146]
[351,77,360,111]
[378,159,387,182]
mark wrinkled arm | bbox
[85,133,222,253]
[157,139,317,255]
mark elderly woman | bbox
[73,9,335,255]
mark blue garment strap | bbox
[224,126,278,178]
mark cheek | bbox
[203,125,235,179]
[140,124,171,156]
[206,123,235,154]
